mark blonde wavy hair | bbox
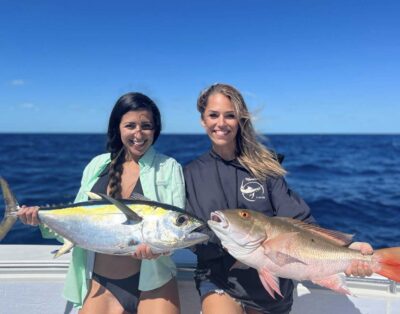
[197,83,286,180]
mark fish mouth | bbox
[209,211,228,229]
[183,232,209,243]
[181,222,209,244]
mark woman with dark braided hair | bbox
[18,92,185,314]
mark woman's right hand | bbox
[17,205,40,226]
[132,243,162,260]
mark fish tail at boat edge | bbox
[375,247,400,282]
[0,177,19,241]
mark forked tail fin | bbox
[0,177,19,240]
[375,247,400,282]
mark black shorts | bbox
[194,254,293,314]
[92,272,141,313]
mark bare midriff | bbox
[93,253,141,279]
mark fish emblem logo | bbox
[240,178,265,202]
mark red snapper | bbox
[208,209,400,298]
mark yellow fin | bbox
[52,238,74,258]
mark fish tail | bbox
[375,247,400,282]
[0,177,19,241]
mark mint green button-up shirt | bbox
[41,147,185,308]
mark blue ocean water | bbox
[1,134,399,263]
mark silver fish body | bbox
[0,177,209,256]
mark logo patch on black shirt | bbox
[240,178,265,202]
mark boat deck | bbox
[1,245,399,314]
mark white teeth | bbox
[129,139,144,145]
[215,130,228,136]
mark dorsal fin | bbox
[275,217,353,246]
[96,193,143,222]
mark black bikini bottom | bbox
[92,271,141,313]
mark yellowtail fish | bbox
[208,209,400,298]
[0,177,208,257]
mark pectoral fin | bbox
[262,233,307,266]
[52,238,75,258]
[96,193,143,222]
[312,274,351,295]
[262,232,299,252]
[266,250,307,267]
[258,267,283,299]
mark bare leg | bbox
[138,277,180,314]
[79,279,128,314]
[202,292,244,314]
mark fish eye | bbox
[239,210,250,219]
[176,214,189,226]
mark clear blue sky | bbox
[1,0,399,134]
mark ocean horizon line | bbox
[0,132,399,136]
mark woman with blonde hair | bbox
[184,83,373,314]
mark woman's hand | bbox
[345,242,374,277]
[132,243,162,260]
[17,205,40,226]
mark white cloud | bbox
[19,103,36,109]
[11,79,25,86]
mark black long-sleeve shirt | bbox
[185,150,314,233]
[184,150,315,313]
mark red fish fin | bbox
[262,232,299,253]
[375,247,400,282]
[266,250,307,267]
[258,267,283,299]
[312,274,351,295]
[262,232,308,266]
[263,232,307,265]
[275,217,353,246]
[262,240,307,267]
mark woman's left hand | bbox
[132,243,161,260]
[345,242,374,277]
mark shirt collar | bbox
[209,149,242,168]
[138,146,156,172]
[98,147,155,177]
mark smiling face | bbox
[201,93,239,159]
[119,110,155,161]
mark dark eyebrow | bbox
[207,110,235,114]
